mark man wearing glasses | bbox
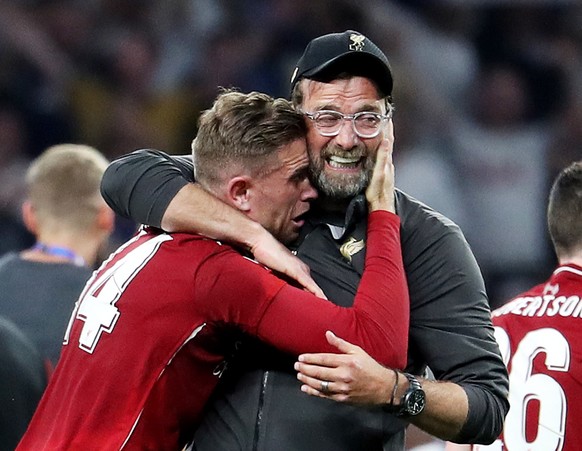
[102,30,508,450]
[300,108,394,139]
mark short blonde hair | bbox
[26,144,109,231]
[192,89,306,189]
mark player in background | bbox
[447,160,582,451]
[0,144,114,368]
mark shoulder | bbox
[0,252,20,270]
[0,253,31,284]
[191,241,286,312]
[165,232,267,273]
[0,316,46,381]
[395,189,473,264]
[139,231,281,290]
[396,189,463,239]
[168,232,240,258]
[395,190,488,311]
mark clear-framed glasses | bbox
[301,106,393,139]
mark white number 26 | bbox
[493,327,569,451]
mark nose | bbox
[300,178,318,201]
[333,118,359,149]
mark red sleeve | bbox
[255,210,409,369]
[194,211,408,369]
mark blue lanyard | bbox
[32,242,87,267]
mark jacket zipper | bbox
[252,370,270,451]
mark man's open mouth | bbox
[293,211,309,227]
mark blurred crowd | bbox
[0,0,581,307]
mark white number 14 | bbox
[63,233,172,353]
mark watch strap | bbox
[396,373,425,417]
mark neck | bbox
[22,230,103,267]
[29,243,87,267]
[313,195,352,215]
[558,256,582,268]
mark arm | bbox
[100,149,194,228]
[294,334,468,440]
[101,149,324,297]
[403,225,509,444]
[256,210,408,368]
[294,202,509,444]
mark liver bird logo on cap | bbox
[349,33,365,51]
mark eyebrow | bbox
[314,102,383,113]
[289,165,310,181]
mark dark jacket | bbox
[0,317,47,451]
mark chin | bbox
[281,230,300,245]
[319,180,365,199]
[314,169,368,199]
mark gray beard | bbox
[310,165,370,201]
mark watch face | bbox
[406,390,426,416]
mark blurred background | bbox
[0,0,581,308]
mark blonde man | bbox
[0,144,114,367]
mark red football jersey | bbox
[483,264,582,451]
[18,211,408,450]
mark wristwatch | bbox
[396,373,426,417]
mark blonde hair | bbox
[192,89,306,189]
[26,144,109,232]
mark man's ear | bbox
[97,203,115,235]
[227,176,253,212]
[21,200,38,234]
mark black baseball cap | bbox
[290,30,393,97]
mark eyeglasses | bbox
[301,107,393,139]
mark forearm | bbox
[163,183,266,246]
[355,211,408,367]
[390,371,505,444]
[407,378,468,441]
[100,149,193,227]
[350,367,469,439]
[102,149,273,250]
[260,212,407,366]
